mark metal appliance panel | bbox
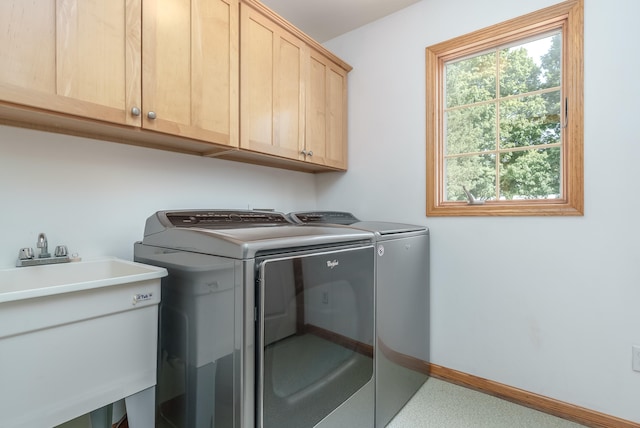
[373,232,429,426]
[135,210,377,428]
[351,221,426,236]
[257,245,375,428]
[134,245,243,428]
[287,212,431,427]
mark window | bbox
[426,0,583,216]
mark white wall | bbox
[2,0,639,423]
[0,125,318,266]
[321,0,640,423]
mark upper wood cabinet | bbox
[0,0,141,126]
[142,0,238,147]
[0,0,238,148]
[239,0,351,170]
[0,0,349,171]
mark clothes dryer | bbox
[289,211,430,428]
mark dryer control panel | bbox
[289,211,359,225]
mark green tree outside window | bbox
[444,33,562,201]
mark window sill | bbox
[426,200,584,217]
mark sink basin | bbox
[0,257,167,428]
[0,256,165,303]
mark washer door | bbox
[257,245,374,428]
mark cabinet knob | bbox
[307,151,313,157]
[147,111,157,120]
[131,107,141,116]
[301,150,308,156]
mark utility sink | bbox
[0,257,167,428]
[0,257,166,303]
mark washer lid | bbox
[140,210,374,259]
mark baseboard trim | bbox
[428,363,640,428]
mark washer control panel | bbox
[165,210,291,228]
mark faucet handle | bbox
[18,247,35,260]
[54,245,68,257]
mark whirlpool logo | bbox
[326,259,339,269]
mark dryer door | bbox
[256,245,374,428]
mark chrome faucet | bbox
[37,232,50,258]
[16,232,73,267]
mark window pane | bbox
[445,154,496,201]
[446,104,496,155]
[499,32,561,97]
[540,34,561,89]
[445,52,496,108]
[499,91,561,149]
[499,147,561,199]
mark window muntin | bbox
[444,31,562,202]
[425,0,583,216]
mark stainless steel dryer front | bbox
[134,210,376,428]
[289,211,430,428]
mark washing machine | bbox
[289,211,430,428]
[134,210,376,428]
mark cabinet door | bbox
[143,0,239,147]
[0,0,141,126]
[306,50,348,170]
[240,5,306,160]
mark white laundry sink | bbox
[0,257,167,428]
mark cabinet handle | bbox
[147,111,157,120]
[307,151,313,157]
[131,107,141,116]
[301,150,308,156]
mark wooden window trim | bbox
[426,0,583,217]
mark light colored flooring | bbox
[58,377,587,428]
[387,377,586,428]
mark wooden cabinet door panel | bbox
[306,51,347,169]
[0,2,56,93]
[143,0,238,147]
[275,36,305,156]
[192,0,238,145]
[0,0,141,126]
[325,64,348,168]
[243,14,274,148]
[307,55,327,162]
[240,6,305,159]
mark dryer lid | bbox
[288,211,359,225]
